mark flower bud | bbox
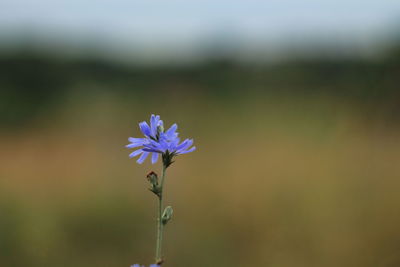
[146,171,158,186]
[161,206,173,225]
[146,171,161,197]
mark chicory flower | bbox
[126,114,195,165]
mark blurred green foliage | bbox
[1,44,400,128]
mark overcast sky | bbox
[1,0,400,61]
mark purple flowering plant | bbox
[127,114,195,265]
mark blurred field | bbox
[1,50,400,267]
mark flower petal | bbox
[150,114,157,136]
[142,141,163,152]
[142,148,161,153]
[176,139,193,152]
[126,143,142,148]
[165,123,177,136]
[139,121,151,137]
[178,146,196,154]
[136,151,149,164]
[158,138,170,152]
[128,137,145,143]
[151,152,159,164]
[129,149,143,158]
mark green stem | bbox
[156,164,167,264]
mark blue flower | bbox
[131,264,159,267]
[127,114,196,165]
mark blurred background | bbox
[1,1,400,266]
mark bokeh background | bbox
[1,1,400,267]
